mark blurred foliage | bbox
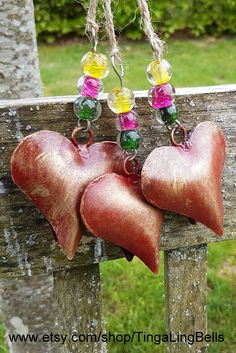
[34,0,236,42]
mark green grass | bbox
[1,38,235,352]
[0,323,8,353]
[39,37,236,96]
[101,241,236,353]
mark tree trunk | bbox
[0,0,42,98]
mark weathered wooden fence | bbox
[0,84,235,352]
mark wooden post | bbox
[53,266,105,353]
[164,245,208,353]
[0,266,104,353]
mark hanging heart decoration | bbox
[141,121,226,236]
[80,173,164,273]
[11,130,126,259]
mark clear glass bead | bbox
[107,87,135,114]
[147,59,172,86]
[80,52,109,79]
[117,130,141,150]
[159,104,178,125]
[115,111,139,131]
[148,83,175,109]
[73,96,102,121]
[77,75,104,99]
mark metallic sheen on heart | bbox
[141,121,226,236]
[80,173,164,273]
[11,130,126,259]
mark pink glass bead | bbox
[148,83,175,109]
[115,111,139,131]
[77,75,103,98]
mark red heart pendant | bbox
[80,173,164,273]
[141,121,226,236]
[11,130,126,259]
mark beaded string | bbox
[104,0,142,173]
[137,0,191,150]
[72,0,110,144]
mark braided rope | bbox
[136,0,165,60]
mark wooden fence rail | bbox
[0,84,235,352]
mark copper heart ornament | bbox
[11,130,126,259]
[80,173,164,273]
[141,121,226,236]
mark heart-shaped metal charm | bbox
[80,173,164,273]
[11,130,126,259]
[141,121,226,236]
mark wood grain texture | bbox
[0,85,235,278]
[53,265,105,353]
[164,245,208,353]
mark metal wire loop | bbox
[170,124,191,150]
[111,55,124,88]
[77,120,91,133]
[166,119,181,131]
[123,149,138,161]
[123,151,141,176]
[71,126,94,147]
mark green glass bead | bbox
[159,104,177,125]
[118,130,141,150]
[73,96,101,121]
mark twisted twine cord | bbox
[85,0,99,47]
[136,0,165,60]
[104,0,121,62]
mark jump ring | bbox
[124,154,141,176]
[71,127,94,147]
[170,125,188,148]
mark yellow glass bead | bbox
[147,59,172,85]
[107,87,135,114]
[81,52,109,79]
